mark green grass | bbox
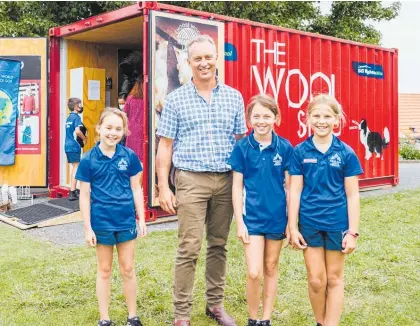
[1,190,420,326]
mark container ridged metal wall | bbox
[224,20,398,187]
[49,2,399,195]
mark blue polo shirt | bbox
[75,144,142,231]
[65,112,83,153]
[289,135,364,231]
[228,131,293,235]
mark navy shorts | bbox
[66,152,81,163]
[95,228,137,246]
[248,231,286,240]
[299,224,346,251]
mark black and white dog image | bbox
[353,119,390,160]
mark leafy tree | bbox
[309,1,401,44]
[0,1,130,37]
[0,1,400,45]
[164,1,401,45]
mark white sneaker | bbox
[9,186,18,204]
[1,184,8,205]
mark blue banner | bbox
[352,61,384,79]
[0,58,21,165]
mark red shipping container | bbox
[48,2,398,220]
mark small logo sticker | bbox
[330,153,342,167]
[118,158,128,171]
[225,42,238,61]
[352,61,384,79]
[303,158,317,164]
[273,153,283,166]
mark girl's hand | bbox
[342,234,357,254]
[84,228,96,247]
[138,220,147,238]
[236,221,250,244]
[290,228,307,250]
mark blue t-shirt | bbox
[75,144,143,231]
[65,112,82,153]
[289,135,364,231]
[228,131,293,235]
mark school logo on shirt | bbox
[273,153,283,166]
[330,153,342,167]
[118,158,128,171]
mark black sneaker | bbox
[127,316,143,326]
[75,188,80,195]
[68,190,78,201]
[98,320,115,326]
[247,318,259,326]
[259,320,271,326]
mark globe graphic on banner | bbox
[0,90,13,126]
[176,24,200,47]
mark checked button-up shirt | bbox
[157,80,247,172]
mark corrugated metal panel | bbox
[225,22,398,187]
[49,2,399,190]
[398,93,420,137]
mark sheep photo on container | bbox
[149,10,225,207]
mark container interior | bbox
[59,16,144,186]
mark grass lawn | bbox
[0,189,419,326]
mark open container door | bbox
[49,3,144,191]
[48,1,227,221]
[48,2,162,220]
[147,8,225,209]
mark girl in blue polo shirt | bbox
[289,94,363,326]
[76,107,147,326]
[228,94,293,326]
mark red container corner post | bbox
[47,1,399,221]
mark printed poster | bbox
[149,11,225,207]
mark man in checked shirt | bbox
[156,35,247,326]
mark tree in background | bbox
[308,1,401,44]
[0,1,130,37]
[165,1,401,45]
[0,1,400,45]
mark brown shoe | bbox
[205,306,237,326]
[173,320,190,326]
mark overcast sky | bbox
[320,1,420,94]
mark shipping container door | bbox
[148,10,225,207]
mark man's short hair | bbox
[67,98,81,111]
[186,35,217,59]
